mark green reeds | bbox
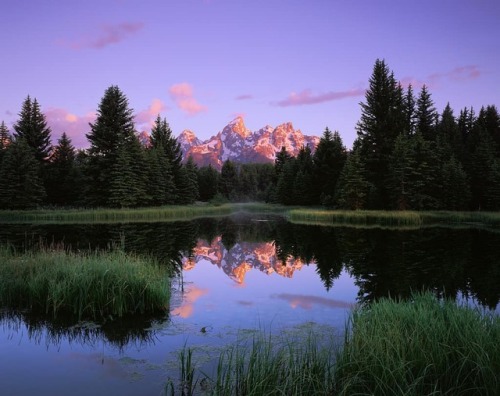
[287,208,500,230]
[334,293,500,395]
[168,293,500,395]
[167,330,336,395]
[0,203,287,224]
[0,246,170,320]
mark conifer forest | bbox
[1,59,499,211]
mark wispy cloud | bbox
[401,65,481,89]
[135,98,168,130]
[59,22,144,50]
[171,285,209,318]
[169,83,207,115]
[45,108,96,148]
[274,88,365,107]
[235,94,253,100]
[273,293,354,310]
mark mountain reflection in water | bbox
[1,214,500,311]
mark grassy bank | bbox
[0,203,287,224]
[1,203,499,230]
[0,247,170,320]
[288,208,500,229]
[167,293,500,395]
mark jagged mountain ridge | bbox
[182,237,306,284]
[177,116,320,169]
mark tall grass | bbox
[288,208,500,230]
[334,293,500,395]
[167,293,500,395]
[0,203,288,224]
[167,329,336,395]
[0,246,170,320]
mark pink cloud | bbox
[45,108,96,148]
[169,83,207,115]
[275,88,365,107]
[235,94,253,100]
[401,65,481,90]
[60,22,144,50]
[135,98,168,129]
[273,293,354,310]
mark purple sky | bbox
[1,0,499,148]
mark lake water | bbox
[1,214,499,395]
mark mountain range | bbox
[176,116,320,169]
[182,237,306,284]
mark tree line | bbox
[1,59,499,210]
[273,60,500,210]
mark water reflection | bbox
[0,310,167,350]
[1,215,500,311]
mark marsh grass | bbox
[0,203,287,224]
[0,246,170,320]
[167,293,500,395]
[334,293,500,395]
[167,330,336,395]
[288,208,500,230]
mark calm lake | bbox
[1,213,499,395]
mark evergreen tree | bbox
[108,144,140,208]
[475,105,500,157]
[440,156,470,210]
[404,84,417,136]
[0,121,11,165]
[336,149,370,210]
[13,96,52,162]
[388,134,415,210]
[276,158,297,205]
[219,159,238,200]
[469,131,500,210]
[356,59,403,208]
[294,145,315,205]
[198,165,219,201]
[416,85,438,141]
[85,85,144,206]
[146,145,176,205]
[150,115,183,200]
[313,128,347,206]
[437,103,462,158]
[45,133,79,205]
[176,157,199,204]
[0,138,45,209]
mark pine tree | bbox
[0,138,45,209]
[0,121,11,165]
[219,159,238,200]
[275,146,292,177]
[150,115,183,200]
[276,158,297,205]
[146,145,176,205]
[388,134,415,210]
[356,59,403,208]
[45,133,79,205]
[13,96,52,162]
[437,103,462,158]
[404,84,417,136]
[294,145,315,205]
[336,149,370,210]
[476,105,500,157]
[198,165,219,201]
[85,85,142,206]
[313,128,347,206]
[440,156,470,210]
[176,157,199,204]
[416,85,438,141]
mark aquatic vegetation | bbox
[288,208,500,230]
[0,247,171,320]
[0,203,287,224]
[335,293,500,395]
[167,293,500,395]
